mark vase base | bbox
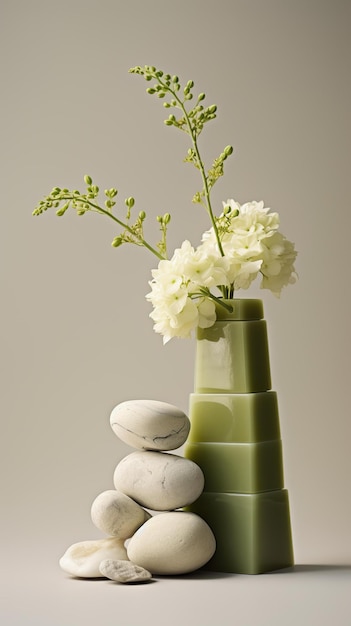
[185,489,294,574]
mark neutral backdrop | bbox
[1,1,350,624]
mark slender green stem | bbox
[181,110,225,257]
[156,76,225,257]
[193,287,233,312]
[60,195,165,260]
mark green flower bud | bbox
[147,88,156,94]
[224,145,234,156]
[84,175,92,185]
[125,197,135,208]
[163,213,171,223]
[105,188,118,197]
[111,236,123,247]
[139,210,146,220]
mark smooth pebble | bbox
[99,559,152,583]
[113,450,204,511]
[110,399,190,451]
[91,489,151,538]
[127,512,216,575]
[59,537,128,578]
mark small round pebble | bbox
[99,559,152,583]
[113,450,204,511]
[110,399,190,451]
[127,511,216,575]
[91,489,151,538]
[59,537,128,578]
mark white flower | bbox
[147,200,297,341]
[146,241,227,343]
[197,297,216,328]
[260,232,297,296]
[201,199,297,297]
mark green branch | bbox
[33,66,234,272]
[129,65,234,257]
[33,179,166,261]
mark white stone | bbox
[110,399,190,451]
[59,537,128,578]
[127,512,216,575]
[99,559,152,583]
[91,489,151,538]
[113,450,204,511]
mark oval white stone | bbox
[91,489,151,538]
[99,559,152,583]
[113,451,204,511]
[127,512,216,575]
[59,537,128,578]
[110,399,190,451]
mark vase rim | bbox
[215,298,263,321]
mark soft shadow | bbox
[69,576,108,582]
[158,570,236,581]
[291,564,351,574]
[105,578,158,586]
[266,564,351,575]
[68,575,157,585]
[64,564,351,582]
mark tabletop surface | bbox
[3,558,350,626]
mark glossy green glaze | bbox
[186,490,294,574]
[195,320,271,393]
[185,299,294,573]
[185,440,284,493]
[188,392,280,443]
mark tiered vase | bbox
[184,299,294,574]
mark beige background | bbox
[1,0,350,624]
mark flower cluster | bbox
[203,199,297,296]
[146,241,230,344]
[147,200,297,342]
[33,65,297,344]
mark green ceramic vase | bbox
[184,299,294,574]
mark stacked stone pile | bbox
[59,399,216,583]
